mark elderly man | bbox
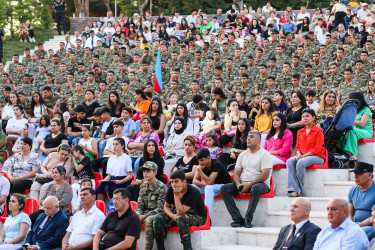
[62,188,105,250]
[313,198,369,250]
[348,162,375,236]
[24,196,69,250]
[357,3,371,23]
[220,130,273,228]
[93,188,141,250]
[273,198,321,250]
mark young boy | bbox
[306,89,319,110]
[98,107,115,157]
[67,104,89,145]
[91,108,103,140]
[121,107,136,139]
[273,90,289,114]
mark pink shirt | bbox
[264,129,293,162]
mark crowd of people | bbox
[0,1,375,249]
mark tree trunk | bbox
[73,0,83,16]
[140,0,149,16]
[102,0,112,12]
[83,0,89,17]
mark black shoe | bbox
[230,219,244,227]
[156,239,165,250]
[182,240,193,250]
[244,221,253,228]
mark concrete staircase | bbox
[137,168,356,249]
[4,35,65,70]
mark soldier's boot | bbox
[156,239,165,250]
[182,239,193,250]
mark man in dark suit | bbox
[273,197,321,250]
[24,196,69,250]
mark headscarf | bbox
[173,117,185,135]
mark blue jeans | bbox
[99,139,108,158]
[192,184,224,215]
[67,136,83,146]
[134,156,142,176]
[287,155,324,194]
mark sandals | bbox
[288,192,303,197]
[349,156,358,161]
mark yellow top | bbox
[349,1,359,6]
[254,112,276,133]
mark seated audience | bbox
[314,90,340,127]
[313,198,369,249]
[163,118,188,176]
[129,89,151,117]
[4,137,40,194]
[29,166,73,225]
[24,196,69,250]
[77,124,98,160]
[273,90,288,114]
[273,198,321,250]
[365,80,375,119]
[152,170,206,250]
[5,105,28,156]
[341,92,374,161]
[93,188,141,250]
[0,194,31,249]
[108,90,125,118]
[264,113,293,166]
[96,138,133,200]
[0,169,9,215]
[169,103,194,135]
[62,188,106,250]
[172,135,198,184]
[39,119,69,162]
[67,105,89,145]
[135,161,167,250]
[287,109,325,197]
[220,130,272,228]
[12,124,38,154]
[30,144,72,201]
[254,96,276,145]
[192,148,232,215]
[146,97,166,142]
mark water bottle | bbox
[73,13,75,18]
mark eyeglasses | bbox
[112,197,125,202]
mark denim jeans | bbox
[220,182,269,223]
[134,156,143,176]
[191,184,224,215]
[99,139,108,158]
[287,155,324,193]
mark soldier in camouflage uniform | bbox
[93,66,107,84]
[12,64,26,86]
[48,55,61,77]
[164,80,184,103]
[311,52,325,76]
[353,60,370,88]
[300,64,316,89]
[108,54,122,76]
[42,86,62,111]
[128,54,142,74]
[56,42,66,60]
[74,63,88,83]
[137,62,152,87]
[101,47,113,70]
[284,75,306,99]
[119,81,133,106]
[60,73,75,101]
[254,64,269,93]
[325,62,345,90]
[312,75,328,103]
[55,63,69,90]
[338,68,361,103]
[93,40,105,59]
[17,74,37,97]
[72,39,85,61]
[70,82,85,108]
[66,53,79,73]
[34,43,47,61]
[27,53,40,77]
[278,62,293,92]
[0,74,14,102]
[7,54,20,76]
[96,81,109,106]
[185,80,205,104]
[82,48,93,67]
[263,76,280,97]
[152,170,206,250]
[290,56,305,77]
[106,71,120,92]
[134,161,167,250]
[22,49,32,69]
[83,72,98,93]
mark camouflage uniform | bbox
[83,82,98,93]
[0,84,14,102]
[277,74,293,92]
[70,92,85,107]
[108,63,122,76]
[18,83,37,97]
[137,70,153,86]
[325,74,345,89]
[300,74,316,89]
[7,63,17,75]
[27,61,40,76]
[72,48,85,61]
[119,91,133,106]
[74,71,88,83]
[353,71,370,88]
[263,87,280,97]
[48,65,60,77]
[59,83,74,101]
[107,81,121,92]
[184,90,205,103]
[34,50,47,61]
[96,91,109,106]
[22,56,32,69]
[93,48,105,59]
[82,56,93,68]
[102,55,113,68]
[94,71,107,84]
[12,72,25,86]
[56,72,68,87]
[44,93,62,109]
[284,86,306,99]
[136,163,167,250]
[312,85,328,103]
[290,65,304,77]
[120,54,133,65]
[55,50,66,60]
[254,75,268,93]
[66,61,78,73]
[338,81,360,103]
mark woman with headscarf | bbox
[337,23,347,42]
[341,92,374,161]
[163,118,188,176]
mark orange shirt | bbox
[295,125,325,158]
[135,100,150,114]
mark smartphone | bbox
[238,185,243,192]
[22,245,29,248]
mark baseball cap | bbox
[140,161,158,171]
[362,3,369,6]
[350,161,374,174]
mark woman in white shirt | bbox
[6,105,28,155]
[96,137,132,201]
[2,92,21,122]
[29,92,48,123]
[103,22,115,35]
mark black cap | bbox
[350,162,374,174]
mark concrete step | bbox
[323,181,354,197]
[202,246,272,250]
[236,227,280,248]
[268,196,347,212]
[266,211,329,228]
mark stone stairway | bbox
[4,35,65,70]
[137,168,355,249]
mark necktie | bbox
[65,42,68,49]
[36,216,51,234]
[282,224,296,249]
[91,38,94,48]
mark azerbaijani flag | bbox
[154,48,163,92]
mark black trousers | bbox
[92,157,109,178]
[0,48,3,63]
[335,11,347,28]
[11,180,32,194]
[218,135,233,148]
[56,12,67,35]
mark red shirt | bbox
[295,125,325,158]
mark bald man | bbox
[273,198,321,250]
[313,198,369,250]
[24,196,69,250]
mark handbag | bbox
[36,177,53,185]
[225,129,236,137]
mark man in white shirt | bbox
[220,131,273,228]
[103,11,115,27]
[62,188,105,250]
[357,3,371,23]
[186,9,197,25]
[273,198,321,250]
[173,10,183,24]
[316,24,329,45]
[226,5,240,15]
[296,7,310,25]
[70,31,81,48]
[143,27,152,43]
[85,31,100,50]
[63,34,74,50]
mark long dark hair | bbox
[195,102,210,121]
[267,113,287,140]
[292,90,307,107]
[53,111,65,133]
[135,89,147,100]
[175,103,189,129]
[30,92,47,118]
[108,90,122,112]
[234,118,250,147]
[213,87,228,100]
[257,96,275,117]
[349,92,369,110]
[146,97,163,118]
[143,139,160,162]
